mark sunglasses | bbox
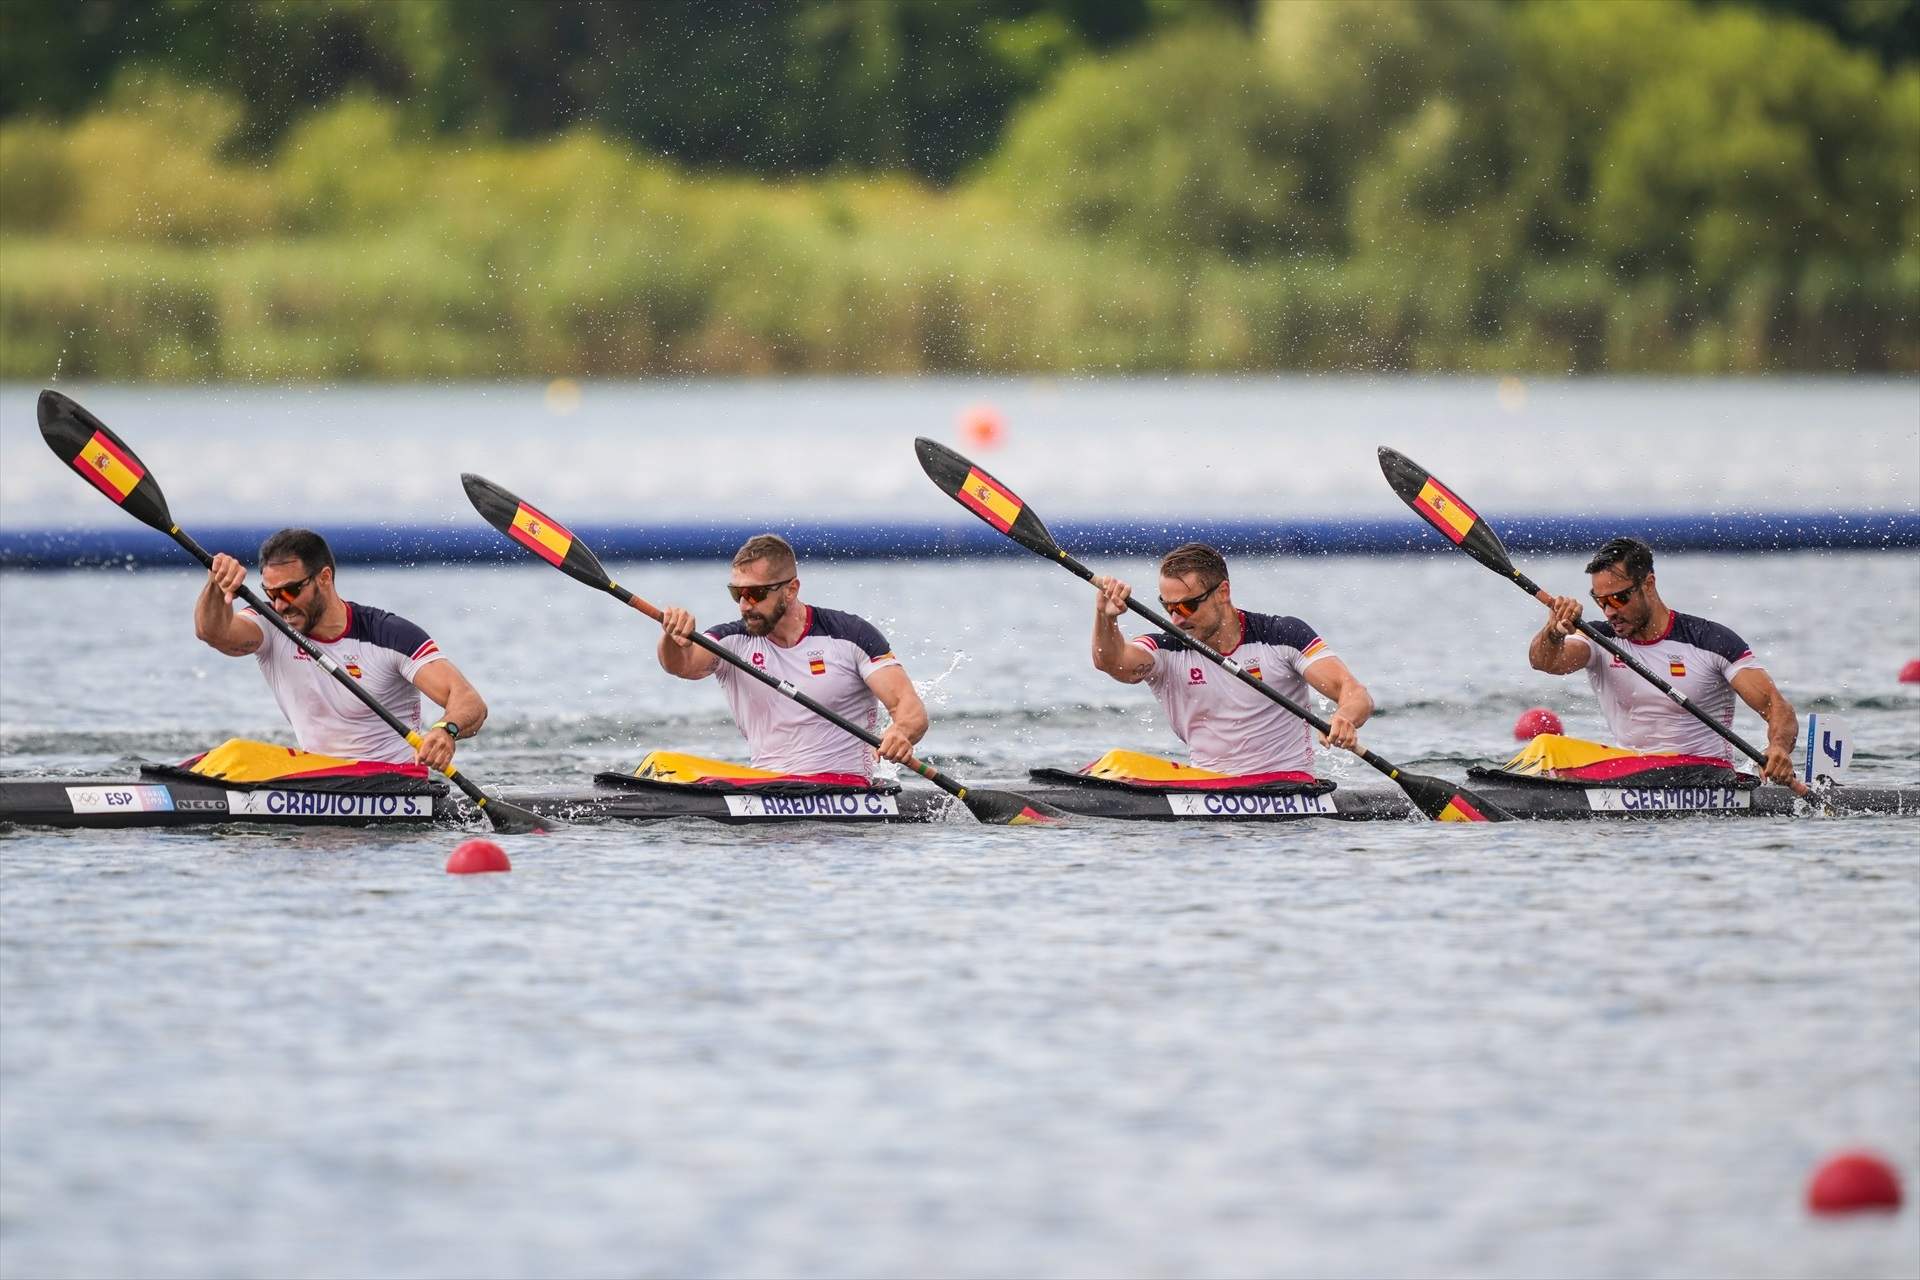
[1158,580,1221,621]
[728,578,793,605]
[262,571,318,604]
[1590,580,1644,609]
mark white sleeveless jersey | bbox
[1134,610,1335,775]
[242,602,445,764]
[704,605,904,778]
[1580,611,1759,761]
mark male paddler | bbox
[1090,542,1373,777]
[657,534,927,779]
[195,528,487,769]
[1529,536,1797,784]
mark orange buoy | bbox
[959,403,1005,450]
[1807,1150,1903,1214]
[1513,707,1564,740]
[446,839,511,875]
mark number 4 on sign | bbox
[1801,714,1854,786]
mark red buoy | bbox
[1513,707,1564,740]
[1807,1150,1903,1214]
[1899,659,1920,684]
[959,403,1005,450]
[446,839,511,875]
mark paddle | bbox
[1376,445,1813,799]
[460,472,1067,826]
[914,438,1513,822]
[36,389,551,835]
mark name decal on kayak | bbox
[224,790,436,818]
[1584,786,1752,813]
[722,792,900,818]
[65,784,175,814]
[1163,792,1337,817]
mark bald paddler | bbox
[657,534,928,780]
[194,528,487,769]
[1090,542,1373,776]
[1529,536,1797,784]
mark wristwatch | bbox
[431,719,461,741]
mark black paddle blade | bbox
[914,437,1064,561]
[1394,769,1515,823]
[461,473,615,592]
[959,787,1074,826]
[38,390,177,534]
[478,795,557,835]
[1377,446,1517,578]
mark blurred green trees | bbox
[0,0,1912,377]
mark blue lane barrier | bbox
[3,512,1915,568]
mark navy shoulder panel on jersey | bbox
[1669,612,1753,662]
[1240,610,1321,651]
[807,606,893,659]
[705,620,749,641]
[344,602,434,659]
[1590,619,1619,640]
[1140,629,1191,652]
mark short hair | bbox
[1586,536,1653,580]
[732,533,797,577]
[1159,542,1228,588]
[258,528,335,575]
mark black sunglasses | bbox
[1159,580,1221,621]
[1590,579,1644,609]
[262,571,318,604]
[728,578,793,605]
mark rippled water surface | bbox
[4,550,1917,1278]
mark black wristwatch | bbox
[432,719,462,741]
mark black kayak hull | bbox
[3,775,1917,829]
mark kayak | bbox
[3,772,1915,829]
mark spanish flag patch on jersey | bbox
[1669,659,1686,678]
[808,658,826,675]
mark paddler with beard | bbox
[194,529,488,768]
[1090,542,1374,778]
[657,534,927,780]
[1529,536,1798,784]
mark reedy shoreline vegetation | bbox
[1,3,1914,380]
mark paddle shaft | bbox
[179,526,506,815]
[1502,564,1803,791]
[606,583,979,803]
[1052,549,1435,789]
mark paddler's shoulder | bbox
[805,605,892,657]
[1666,611,1752,661]
[338,602,433,655]
[1237,610,1320,650]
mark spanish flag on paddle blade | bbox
[72,430,145,504]
[509,502,573,567]
[1009,806,1061,826]
[1412,477,1478,545]
[1436,794,1491,822]
[957,467,1023,533]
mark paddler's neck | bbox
[770,600,808,647]
[1199,609,1240,654]
[307,594,350,642]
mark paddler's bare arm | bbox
[1529,595,1591,675]
[194,552,264,656]
[411,659,487,771]
[1730,667,1798,786]
[1091,575,1153,683]
[656,606,719,679]
[865,664,928,764]
[1303,657,1372,752]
